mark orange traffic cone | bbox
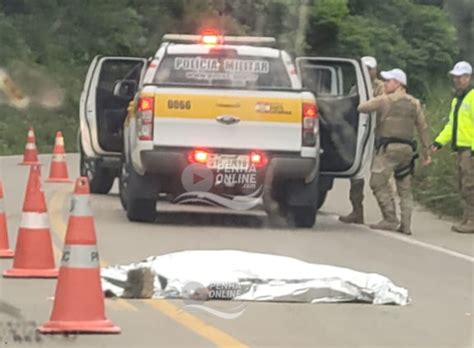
[19,127,40,166]
[38,177,120,334]
[3,165,58,278]
[0,181,14,258]
[47,131,72,183]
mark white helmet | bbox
[362,56,377,69]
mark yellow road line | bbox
[146,300,249,348]
[48,186,249,347]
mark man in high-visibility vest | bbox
[432,61,474,234]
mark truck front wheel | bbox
[80,146,115,194]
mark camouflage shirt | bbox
[358,87,431,160]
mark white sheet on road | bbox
[100,250,410,305]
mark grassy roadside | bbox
[0,106,78,156]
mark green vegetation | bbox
[413,84,464,218]
[0,0,471,216]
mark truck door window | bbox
[299,60,362,172]
[96,60,144,152]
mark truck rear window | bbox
[153,53,291,89]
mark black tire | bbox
[123,156,158,222]
[317,188,328,210]
[79,145,115,194]
[127,198,156,222]
[118,159,129,210]
[290,206,317,228]
[273,177,319,228]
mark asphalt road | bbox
[0,154,472,348]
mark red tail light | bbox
[250,151,268,168]
[303,103,317,119]
[302,102,318,146]
[137,96,154,141]
[138,97,154,112]
[188,149,209,165]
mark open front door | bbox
[296,57,374,177]
[80,56,147,156]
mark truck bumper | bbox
[140,147,319,182]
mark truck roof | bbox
[163,44,281,59]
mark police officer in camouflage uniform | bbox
[358,69,432,235]
[432,61,474,234]
[340,56,384,224]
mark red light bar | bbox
[201,35,220,45]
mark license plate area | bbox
[207,153,250,171]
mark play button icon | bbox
[181,164,214,192]
[193,173,206,185]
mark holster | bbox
[375,137,419,179]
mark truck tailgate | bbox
[152,88,303,151]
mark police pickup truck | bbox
[79,33,374,227]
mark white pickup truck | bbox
[79,34,374,227]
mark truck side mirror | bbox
[113,80,137,99]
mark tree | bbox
[445,0,473,62]
[307,0,458,97]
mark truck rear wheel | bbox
[127,198,156,223]
[122,158,159,223]
[289,206,317,228]
[272,177,319,228]
[80,146,115,194]
[316,189,328,210]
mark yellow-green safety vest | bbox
[435,87,474,151]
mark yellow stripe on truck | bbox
[153,93,301,123]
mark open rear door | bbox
[80,56,147,156]
[296,57,374,177]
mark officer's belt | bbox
[375,137,419,179]
[375,137,417,152]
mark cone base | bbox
[0,249,14,258]
[3,268,58,278]
[38,320,121,334]
[19,161,41,166]
[46,177,73,183]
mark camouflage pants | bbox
[349,178,364,209]
[369,144,414,226]
[458,150,474,221]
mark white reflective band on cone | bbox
[27,130,34,137]
[0,199,4,212]
[20,212,50,229]
[70,195,92,216]
[25,143,36,150]
[57,137,64,146]
[61,245,99,268]
[52,154,66,162]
